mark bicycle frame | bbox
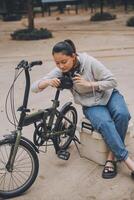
[6,62,76,170]
[23,89,75,152]
[0,60,78,198]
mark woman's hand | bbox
[73,74,91,87]
[38,78,61,90]
[73,74,99,90]
[47,78,61,88]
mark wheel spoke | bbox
[0,173,6,189]
[0,173,6,184]
[0,159,6,165]
[4,145,9,161]
[15,148,25,161]
[14,161,32,168]
[0,147,7,163]
[19,171,30,180]
[14,156,31,164]
[8,173,13,191]
[13,170,31,173]
[11,174,20,188]
[11,173,15,190]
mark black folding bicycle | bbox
[0,60,79,198]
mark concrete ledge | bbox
[79,118,134,165]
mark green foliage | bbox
[127,16,134,27]
[90,12,116,21]
[11,28,53,40]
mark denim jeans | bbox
[83,89,131,161]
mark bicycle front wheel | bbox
[0,139,39,198]
[54,105,77,150]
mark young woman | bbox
[31,39,134,179]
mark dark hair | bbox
[52,39,76,56]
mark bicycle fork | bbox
[6,129,22,172]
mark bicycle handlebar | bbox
[16,60,42,69]
[29,61,42,68]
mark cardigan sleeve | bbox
[31,68,62,93]
[91,57,117,91]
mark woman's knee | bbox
[115,110,131,122]
[94,119,113,133]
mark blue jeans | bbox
[83,89,131,161]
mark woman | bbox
[31,39,134,179]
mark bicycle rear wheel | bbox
[0,139,39,198]
[54,105,77,150]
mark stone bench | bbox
[79,118,134,165]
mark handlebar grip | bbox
[30,61,43,68]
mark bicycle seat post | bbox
[54,88,61,101]
[51,88,61,110]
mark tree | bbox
[27,0,43,29]
[123,0,128,12]
[90,0,116,21]
[27,0,34,29]
[100,0,104,15]
[3,0,37,28]
[10,0,52,40]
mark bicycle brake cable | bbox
[5,68,24,127]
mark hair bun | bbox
[64,39,76,54]
[52,39,76,56]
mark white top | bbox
[31,52,117,107]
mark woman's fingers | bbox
[50,78,60,87]
[73,79,81,83]
[73,74,82,81]
[74,79,91,87]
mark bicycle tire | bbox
[0,139,39,198]
[54,105,77,150]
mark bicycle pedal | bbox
[57,150,70,160]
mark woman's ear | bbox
[72,53,76,58]
[72,53,77,62]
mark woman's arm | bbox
[72,56,117,93]
[91,57,117,91]
[38,78,60,90]
[31,68,62,93]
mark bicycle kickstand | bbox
[72,135,82,158]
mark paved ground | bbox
[0,9,134,200]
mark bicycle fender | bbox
[0,133,15,144]
[21,136,39,153]
[0,134,39,153]
[60,102,72,113]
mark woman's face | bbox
[53,52,76,73]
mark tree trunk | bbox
[123,0,128,12]
[27,0,34,29]
[100,0,104,15]
[111,0,116,9]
